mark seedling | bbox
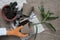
[38,5,59,31]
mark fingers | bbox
[18,33,28,38]
[21,34,28,37]
[10,28,13,31]
[15,26,23,31]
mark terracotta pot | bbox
[1,5,18,22]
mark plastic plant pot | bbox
[1,5,18,22]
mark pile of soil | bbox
[4,6,17,19]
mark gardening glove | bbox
[0,26,28,38]
[7,26,28,37]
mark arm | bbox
[0,28,7,36]
[0,26,28,38]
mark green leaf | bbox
[45,23,56,31]
[14,8,18,12]
[42,10,53,21]
[40,5,44,13]
[42,11,50,22]
[38,5,46,18]
[47,10,54,15]
[46,10,51,17]
[10,2,13,7]
[34,25,38,40]
[13,2,17,6]
[47,16,59,21]
[49,12,54,15]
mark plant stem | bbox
[42,13,50,22]
[34,25,38,40]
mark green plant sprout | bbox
[38,5,59,31]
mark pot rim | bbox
[1,5,18,22]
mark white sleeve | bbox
[0,28,7,36]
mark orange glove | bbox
[7,26,28,37]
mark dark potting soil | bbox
[6,12,16,19]
[4,6,17,19]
